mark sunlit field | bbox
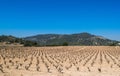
[0,46,120,76]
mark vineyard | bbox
[0,46,120,76]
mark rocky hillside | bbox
[0,35,39,46]
[24,32,119,46]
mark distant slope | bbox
[0,35,39,46]
[24,32,119,46]
[0,35,22,43]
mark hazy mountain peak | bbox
[24,32,119,46]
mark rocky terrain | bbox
[0,46,120,76]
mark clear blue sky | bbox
[0,0,120,40]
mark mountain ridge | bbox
[24,32,119,46]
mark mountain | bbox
[0,35,22,43]
[0,35,39,46]
[24,32,119,46]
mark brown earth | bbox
[0,46,120,76]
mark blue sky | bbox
[0,0,120,40]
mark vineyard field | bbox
[0,46,120,76]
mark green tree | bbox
[62,42,68,46]
[24,41,39,47]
